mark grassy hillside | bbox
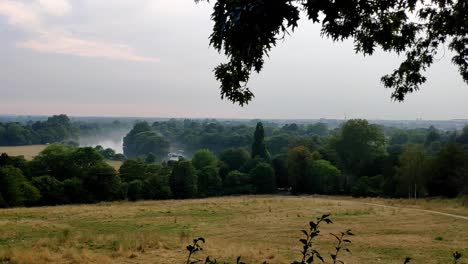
[0,196,467,264]
[0,145,123,170]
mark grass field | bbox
[0,145,47,160]
[0,145,123,170]
[0,196,467,264]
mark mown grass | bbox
[0,196,467,264]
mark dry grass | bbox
[0,145,122,170]
[0,145,47,160]
[0,196,467,264]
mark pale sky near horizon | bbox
[1,0,467,120]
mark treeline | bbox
[123,119,329,158]
[0,115,77,146]
[1,119,468,208]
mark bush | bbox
[127,180,144,201]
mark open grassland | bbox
[0,196,467,264]
[0,145,47,160]
[0,145,123,170]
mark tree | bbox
[0,166,35,207]
[427,144,466,197]
[219,148,250,175]
[192,149,217,170]
[251,122,270,160]
[127,180,144,201]
[123,122,170,158]
[84,163,122,202]
[395,144,428,198]
[170,161,198,198]
[330,119,386,179]
[223,170,253,195]
[32,175,65,205]
[250,162,276,194]
[196,0,468,105]
[272,154,288,188]
[309,160,341,194]
[287,145,313,193]
[197,165,222,197]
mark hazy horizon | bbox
[1,0,468,120]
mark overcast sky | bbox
[1,0,467,120]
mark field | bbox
[0,145,123,170]
[0,196,467,264]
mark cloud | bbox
[0,1,40,31]
[18,33,158,62]
[0,0,158,62]
[38,0,71,16]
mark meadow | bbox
[0,145,123,170]
[0,196,467,264]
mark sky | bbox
[0,0,467,120]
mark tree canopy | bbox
[196,0,468,105]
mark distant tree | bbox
[0,166,35,207]
[425,126,441,147]
[427,144,466,197]
[192,149,217,170]
[389,130,409,145]
[223,170,253,195]
[30,144,74,180]
[123,122,170,158]
[272,154,288,188]
[250,162,276,194]
[127,180,144,201]
[330,119,386,182]
[19,182,41,206]
[395,144,428,198]
[306,123,329,137]
[146,166,172,199]
[63,177,85,203]
[84,163,122,201]
[219,148,250,171]
[266,134,291,156]
[197,165,222,197]
[170,161,198,198]
[32,175,65,205]
[145,153,157,163]
[287,146,313,193]
[251,122,270,160]
[351,175,385,197]
[308,160,341,194]
[119,159,149,182]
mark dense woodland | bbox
[1,116,468,208]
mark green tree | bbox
[330,119,386,182]
[427,144,466,197]
[192,149,217,170]
[395,144,428,198]
[0,166,33,207]
[250,162,276,194]
[84,163,122,201]
[32,175,65,205]
[170,161,198,198]
[309,160,341,194]
[196,0,468,105]
[219,148,250,171]
[223,170,253,195]
[127,180,144,201]
[287,146,313,193]
[251,122,270,160]
[197,165,222,197]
